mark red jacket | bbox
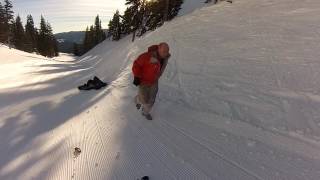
[132,45,162,85]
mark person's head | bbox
[157,42,170,59]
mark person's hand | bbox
[133,77,141,86]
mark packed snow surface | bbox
[1,0,320,179]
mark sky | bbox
[11,0,127,34]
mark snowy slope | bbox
[179,0,207,15]
[2,0,320,179]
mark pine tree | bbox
[121,7,135,35]
[3,0,14,46]
[46,21,58,57]
[122,0,184,40]
[125,0,144,41]
[125,0,142,30]
[25,15,38,52]
[143,1,163,31]
[108,10,121,41]
[37,16,47,56]
[82,25,95,54]
[89,25,95,48]
[46,22,53,57]
[12,15,25,50]
[94,15,103,44]
[73,43,81,56]
[0,2,6,42]
[4,0,13,22]
[167,0,184,20]
[107,0,184,42]
[83,26,90,52]
[81,15,106,54]
[37,15,58,57]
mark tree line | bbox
[74,0,184,56]
[73,15,106,56]
[0,0,58,57]
[108,0,183,42]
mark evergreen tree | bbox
[0,2,6,42]
[81,15,106,54]
[125,0,144,41]
[25,15,38,52]
[0,1,59,56]
[107,0,184,42]
[12,15,25,50]
[73,43,81,56]
[3,0,13,22]
[37,16,58,57]
[46,21,58,57]
[108,10,121,41]
[122,0,183,39]
[89,25,95,48]
[125,0,142,30]
[121,7,135,35]
[3,0,14,45]
[167,0,184,20]
[83,26,90,52]
[37,16,47,56]
[143,1,163,31]
[94,15,105,44]
[46,22,53,56]
[81,25,94,53]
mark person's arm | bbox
[132,54,145,86]
[159,53,171,77]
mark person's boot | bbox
[142,113,153,120]
[141,176,149,180]
[136,103,141,110]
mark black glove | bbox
[133,77,141,86]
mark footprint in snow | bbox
[73,147,81,158]
[116,152,120,160]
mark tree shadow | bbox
[0,139,66,180]
[0,84,113,179]
[0,54,106,110]
[0,52,118,179]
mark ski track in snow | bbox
[1,0,320,179]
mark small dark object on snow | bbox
[74,147,81,158]
[227,0,233,3]
[141,176,149,180]
[78,76,108,91]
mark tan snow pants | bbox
[135,82,159,114]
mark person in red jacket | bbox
[132,42,171,120]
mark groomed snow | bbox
[1,0,320,179]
